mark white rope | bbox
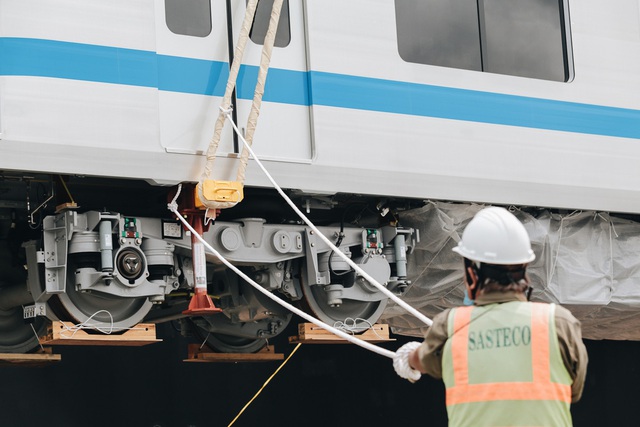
[168,187,395,359]
[594,212,618,296]
[333,317,385,340]
[57,310,115,337]
[199,331,211,350]
[56,310,145,338]
[221,109,433,327]
[393,341,422,382]
[548,210,581,286]
[29,323,46,353]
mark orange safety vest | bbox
[442,301,573,427]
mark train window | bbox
[165,0,212,37]
[395,0,572,82]
[249,0,291,48]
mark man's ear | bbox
[466,266,478,298]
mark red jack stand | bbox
[174,185,222,316]
[183,288,221,315]
[183,217,222,315]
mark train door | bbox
[154,0,311,171]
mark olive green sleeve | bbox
[415,309,452,379]
[555,305,589,402]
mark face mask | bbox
[463,288,474,306]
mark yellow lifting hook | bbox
[195,179,244,209]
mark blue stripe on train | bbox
[308,71,640,139]
[1,37,639,139]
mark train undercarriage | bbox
[0,174,419,353]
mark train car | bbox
[0,0,639,352]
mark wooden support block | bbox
[55,202,79,213]
[0,348,61,367]
[184,344,284,363]
[289,323,395,344]
[40,321,162,346]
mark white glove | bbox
[393,341,422,383]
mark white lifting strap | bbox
[198,0,284,210]
[235,0,284,184]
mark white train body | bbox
[1,0,639,212]
[0,0,639,350]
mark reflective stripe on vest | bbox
[443,302,573,427]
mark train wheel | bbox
[298,272,387,334]
[0,306,47,353]
[47,263,152,331]
[187,268,292,354]
[48,293,152,332]
[189,313,291,354]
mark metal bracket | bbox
[304,228,329,286]
[41,214,69,294]
[23,302,47,319]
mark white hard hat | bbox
[452,207,536,265]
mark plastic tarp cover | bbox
[381,201,640,341]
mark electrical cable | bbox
[227,343,302,427]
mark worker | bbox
[393,206,588,427]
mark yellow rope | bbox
[235,0,284,184]
[227,343,302,427]
[201,0,259,182]
[58,175,75,204]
